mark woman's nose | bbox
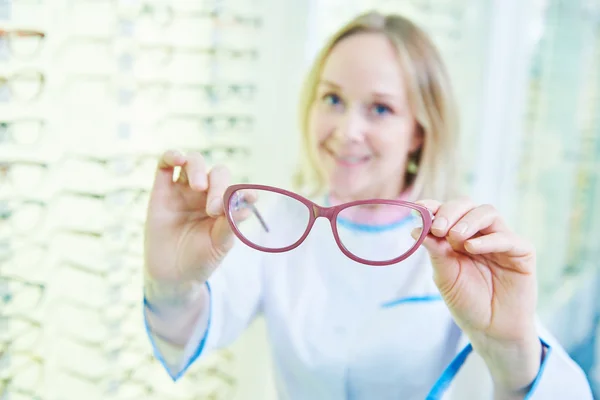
[334,111,366,142]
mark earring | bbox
[407,159,419,174]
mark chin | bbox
[329,183,371,202]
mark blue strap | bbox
[425,343,473,399]
[381,294,443,308]
[425,338,552,399]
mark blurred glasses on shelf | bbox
[120,44,258,79]
[50,336,150,396]
[57,365,155,400]
[50,258,139,309]
[57,348,236,399]
[0,118,46,146]
[59,186,149,217]
[0,314,43,356]
[0,241,52,282]
[69,152,158,179]
[59,250,140,295]
[200,145,251,166]
[58,33,259,81]
[0,29,45,60]
[41,152,157,193]
[119,2,262,29]
[118,80,257,110]
[0,351,44,399]
[68,224,144,257]
[51,296,139,340]
[0,70,45,103]
[157,113,254,137]
[0,275,45,316]
[63,328,144,365]
[56,36,121,75]
[0,198,47,238]
[117,2,262,45]
[47,297,140,352]
[0,193,141,241]
[0,160,50,197]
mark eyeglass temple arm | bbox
[248,203,269,233]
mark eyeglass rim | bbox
[223,184,434,266]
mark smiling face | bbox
[308,32,423,202]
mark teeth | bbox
[339,156,365,163]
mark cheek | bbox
[370,119,416,157]
[309,108,335,142]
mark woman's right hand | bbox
[144,150,235,285]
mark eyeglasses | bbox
[157,113,254,138]
[0,160,49,197]
[117,80,256,108]
[0,241,50,282]
[0,29,45,60]
[0,118,46,145]
[0,198,47,237]
[201,145,250,165]
[0,315,42,355]
[0,275,45,315]
[128,3,262,29]
[0,70,45,102]
[0,351,44,397]
[223,184,433,266]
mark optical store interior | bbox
[1,0,600,399]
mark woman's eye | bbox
[323,93,341,105]
[373,103,392,116]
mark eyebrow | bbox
[318,79,341,89]
[317,79,399,101]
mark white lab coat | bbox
[145,197,594,399]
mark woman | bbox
[142,11,593,399]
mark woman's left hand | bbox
[412,198,542,394]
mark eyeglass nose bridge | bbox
[311,204,336,220]
[310,201,435,224]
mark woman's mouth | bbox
[332,153,372,167]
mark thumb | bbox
[210,215,236,253]
[154,150,186,188]
[411,227,452,258]
[411,227,457,284]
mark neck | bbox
[327,187,414,225]
[328,186,413,205]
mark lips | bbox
[336,155,371,165]
[322,146,372,167]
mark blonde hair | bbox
[292,11,462,202]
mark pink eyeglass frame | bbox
[223,184,434,266]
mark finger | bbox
[414,199,442,215]
[237,188,258,204]
[210,214,236,252]
[181,152,208,191]
[154,150,186,185]
[230,208,252,224]
[428,198,475,238]
[206,164,231,217]
[447,204,507,242]
[465,232,534,259]
[157,149,186,169]
[411,227,453,260]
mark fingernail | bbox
[193,176,207,189]
[410,227,422,239]
[468,238,481,247]
[432,217,447,232]
[451,222,468,235]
